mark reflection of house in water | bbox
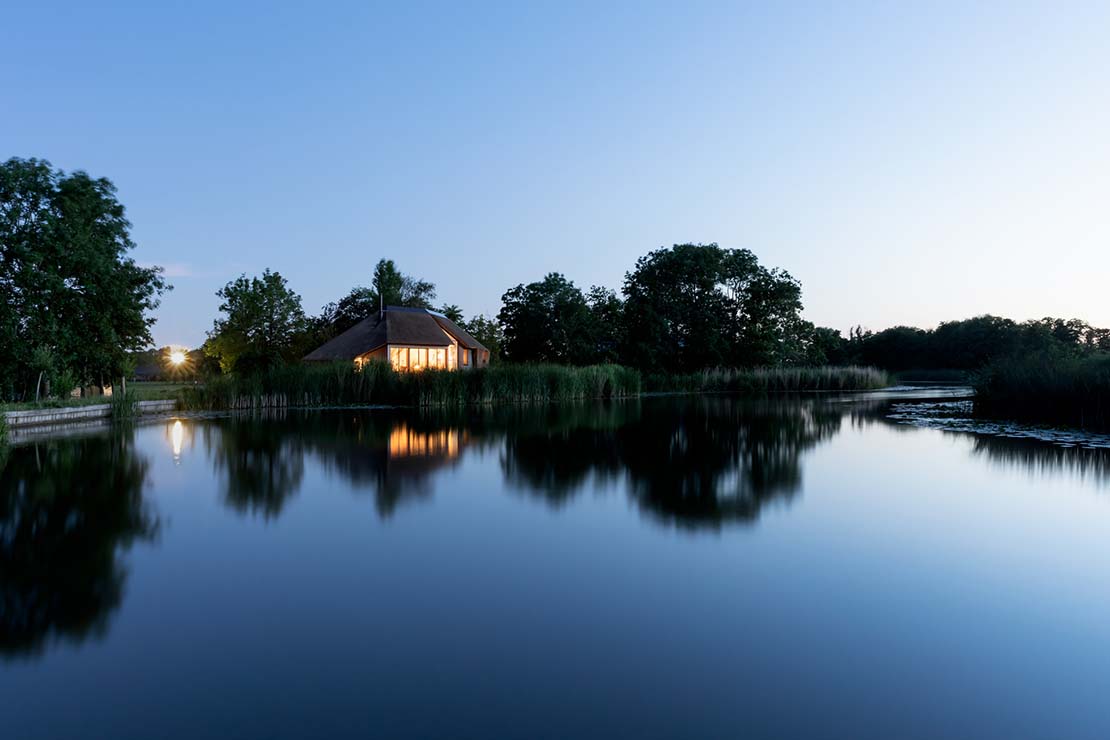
[389,423,463,460]
[290,416,475,518]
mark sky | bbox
[3,1,1109,349]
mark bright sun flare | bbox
[170,350,187,366]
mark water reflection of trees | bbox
[206,412,473,518]
[203,399,847,528]
[501,398,843,528]
[0,435,157,659]
[871,400,1110,485]
[206,416,305,519]
[967,435,1110,485]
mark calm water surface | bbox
[3,396,1110,739]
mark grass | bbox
[128,381,194,400]
[973,353,1110,428]
[645,365,891,394]
[109,391,139,420]
[0,380,187,412]
[179,362,642,410]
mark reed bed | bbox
[973,354,1110,428]
[179,362,641,410]
[646,365,890,394]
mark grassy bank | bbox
[646,366,890,394]
[180,363,642,410]
[974,354,1110,428]
[0,381,187,413]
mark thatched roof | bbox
[303,306,486,362]
[429,313,488,350]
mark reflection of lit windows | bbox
[388,423,461,459]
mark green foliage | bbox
[109,391,139,420]
[620,243,810,373]
[0,157,169,401]
[646,366,890,394]
[461,315,504,362]
[841,315,1110,371]
[498,274,619,365]
[180,363,641,410]
[322,258,438,335]
[439,304,464,323]
[973,353,1110,428]
[204,269,307,374]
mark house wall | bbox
[355,347,387,366]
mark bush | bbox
[973,353,1110,428]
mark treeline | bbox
[201,243,832,377]
[825,315,1110,373]
[177,246,1110,384]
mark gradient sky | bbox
[4,1,1108,348]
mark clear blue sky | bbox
[4,1,1109,348]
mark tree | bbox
[324,259,437,334]
[0,158,169,400]
[585,286,623,363]
[621,243,808,373]
[462,315,505,362]
[498,273,596,364]
[439,304,465,323]
[204,269,307,373]
[808,327,846,365]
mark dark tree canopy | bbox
[836,315,1110,371]
[204,269,308,374]
[621,244,809,373]
[323,259,437,335]
[498,273,609,364]
[461,314,504,362]
[0,158,169,400]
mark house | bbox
[303,306,490,371]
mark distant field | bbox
[128,381,196,400]
[0,381,197,412]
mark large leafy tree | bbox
[323,259,437,334]
[621,243,809,373]
[204,269,307,373]
[0,158,169,399]
[498,273,598,364]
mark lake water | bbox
[3,395,1110,739]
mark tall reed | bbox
[180,362,642,410]
[646,365,890,394]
